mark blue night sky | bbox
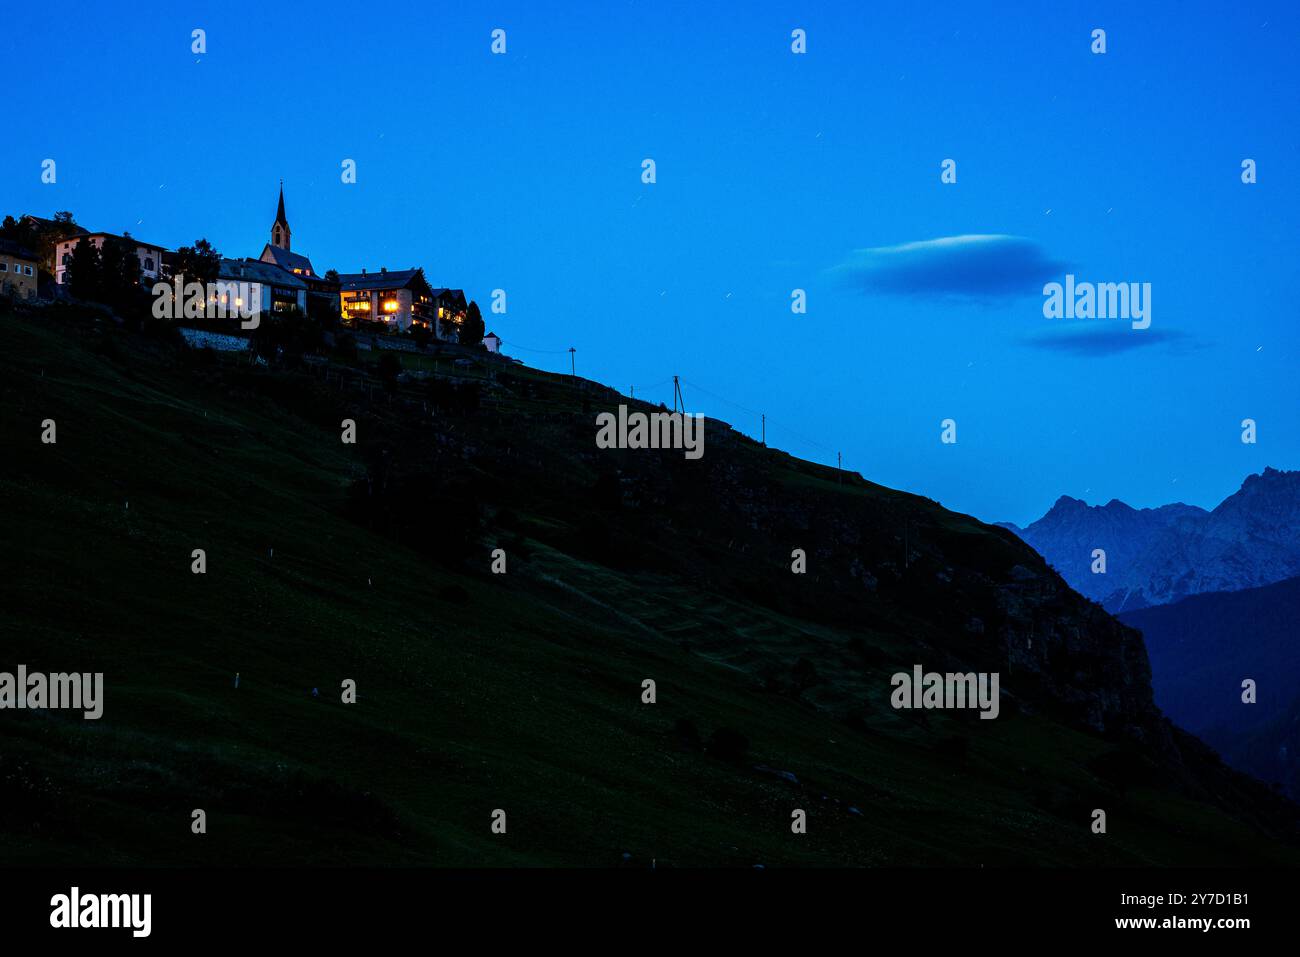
[5,0,1297,525]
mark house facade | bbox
[430,287,468,336]
[0,240,39,300]
[337,267,434,332]
[55,233,166,287]
[214,258,308,315]
[19,215,87,274]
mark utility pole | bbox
[837,451,842,483]
[761,413,766,446]
[672,376,684,413]
[568,347,576,378]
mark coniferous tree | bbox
[30,213,80,281]
[65,236,102,302]
[98,235,143,311]
[459,300,485,348]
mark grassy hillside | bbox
[1,305,1297,867]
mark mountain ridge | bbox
[1004,467,1300,612]
[1121,574,1300,800]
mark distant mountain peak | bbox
[1046,494,1089,513]
[1240,465,1297,489]
[1009,468,1300,613]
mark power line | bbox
[486,347,845,469]
[630,377,672,393]
[500,340,573,355]
[680,376,837,456]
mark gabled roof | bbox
[57,231,167,252]
[0,240,38,263]
[337,268,427,292]
[0,239,38,261]
[260,244,315,275]
[429,287,466,302]
[218,258,308,289]
[21,215,88,237]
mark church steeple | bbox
[271,181,291,251]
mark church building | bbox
[259,182,319,279]
[257,183,338,316]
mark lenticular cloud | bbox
[831,234,1067,300]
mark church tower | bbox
[271,181,291,251]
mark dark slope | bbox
[1122,576,1300,799]
[1,306,1297,866]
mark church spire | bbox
[271,180,291,251]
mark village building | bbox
[54,232,166,287]
[19,215,87,273]
[258,183,317,278]
[337,267,436,333]
[429,287,468,329]
[214,258,308,315]
[257,183,337,317]
[0,239,40,300]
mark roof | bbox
[0,239,39,261]
[275,183,288,226]
[56,232,166,252]
[337,268,427,292]
[21,215,88,237]
[429,287,466,301]
[217,258,308,289]
[260,244,315,275]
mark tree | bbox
[459,299,485,348]
[0,216,32,246]
[3,212,80,280]
[97,235,144,313]
[324,268,339,283]
[376,352,402,391]
[251,307,320,365]
[65,236,102,302]
[0,217,39,273]
[334,332,359,364]
[408,323,432,349]
[172,238,221,285]
[34,213,80,276]
[706,727,750,763]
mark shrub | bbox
[376,352,402,390]
[706,727,750,763]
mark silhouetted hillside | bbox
[1,303,1296,866]
[1122,576,1300,799]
